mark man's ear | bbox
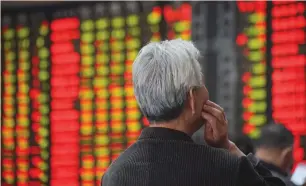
[188,88,196,115]
[281,147,293,169]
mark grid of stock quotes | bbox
[1,2,191,186]
[1,2,305,186]
[2,13,51,186]
[269,1,306,167]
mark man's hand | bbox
[201,100,246,157]
[202,100,230,149]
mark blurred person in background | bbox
[255,123,295,186]
[101,39,285,186]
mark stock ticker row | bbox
[1,1,306,186]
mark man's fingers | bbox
[202,112,215,124]
[202,101,229,149]
[204,122,214,140]
[205,100,226,119]
[202,112,218,135]
[206,100,224,112]
[203,105,225,122]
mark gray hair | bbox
[132,39,203,122]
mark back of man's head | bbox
[255,123,294,172]
[255,123,294,150]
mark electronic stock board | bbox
[1,1,305,186]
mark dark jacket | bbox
[260,160,296,186]
[101,127,285,186]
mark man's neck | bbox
[256,149,284,171]
[150,119,195,136]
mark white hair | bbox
[132,39,203,122]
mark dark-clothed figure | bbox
[255,123,296,186]
[101,39,285,186]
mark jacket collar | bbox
[260,160,288,177]
[138,127,194,142]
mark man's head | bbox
[132,39,209,135]
[255,123,294,172]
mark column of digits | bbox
[125,2,142,146]
[94,5,111,183]
[79,9,96,186]
[147,6,162,42]
[271,1,306,165]
[16,16,31,185]
[109,4,126,161]
[30,15,50,185]
[236,2,268,138]
[1,17,17,186]
[50,17,80,186]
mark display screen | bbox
[270,1,306,166]
[236,1,268,138]
[1,2,190,186]
[48,2,158,185]
[1,2,305,186]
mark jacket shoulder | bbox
[184,143,241,185]
[187,142,241,163]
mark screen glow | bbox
[237,1,267,139]
[270,2,306,167]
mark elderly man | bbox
[101,39,284,186]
